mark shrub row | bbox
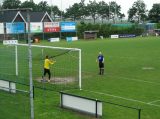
[77,23,144,38]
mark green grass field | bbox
[0,36,160,119]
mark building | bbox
[0,10,53,40]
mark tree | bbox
[65,3,82,21]
[128,0,147,23]
[2,0,21,9]
[109,1,122,23]
[97,1,109,23]
[79,0,88,21]
[36,1,49,12]
[119,13,125,22]
[50,6,61,21]
[148,3,160,23]
[21,1,37,11]
[81,0,85,4]
[86,0,99,24]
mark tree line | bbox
[0,0,160,23]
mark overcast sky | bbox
[8,0,160,16]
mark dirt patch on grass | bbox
[35,77,76,84]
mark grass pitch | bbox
[0,36,160,119]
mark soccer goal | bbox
[0,42,81,90]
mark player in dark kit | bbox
[97,52,104,75]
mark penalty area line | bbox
[82,89,160,108]
[147,100,160,105]
[108,75,160,86]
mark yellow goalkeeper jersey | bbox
[44,58,54,69]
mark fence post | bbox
[33,86,34,99]
[9,81,11,93]
[60,92,63,108]
[95,99,98,118]
[138,109,141,119]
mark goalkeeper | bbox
[42,55,56,82]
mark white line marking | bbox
[148,100,160,104]
[82,71,160,86]
[142,67,155,70]
[82,89,160,108]
[109,56,139,60]
[108,75,160,86]
[109,56,160,61]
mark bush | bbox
[77,23,144,38]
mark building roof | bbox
[0,11,52,22]
[0,11,17,22]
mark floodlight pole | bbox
[109,1,110,22]
[26,8,34,119]
[60,0,62,40]
[61,0,62,21]
[114,0,117,23]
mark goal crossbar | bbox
[17,44,81,51]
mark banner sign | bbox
[0,80,16,93]
[48,38,60,42]
[28,22,43,33]
[3,40,18,45]
[66,37,78,42]
[61,22,76,32]
[119,34,136,38]
[111,35,119,38]
[60,92,102,117]
[44,22,60,32]
[0,23,4,34]
[6,22,25,34]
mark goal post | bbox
[16,43,82,90]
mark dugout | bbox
[84,31,99,39]
[154,29,160,35]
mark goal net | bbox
[0,43,81,91]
